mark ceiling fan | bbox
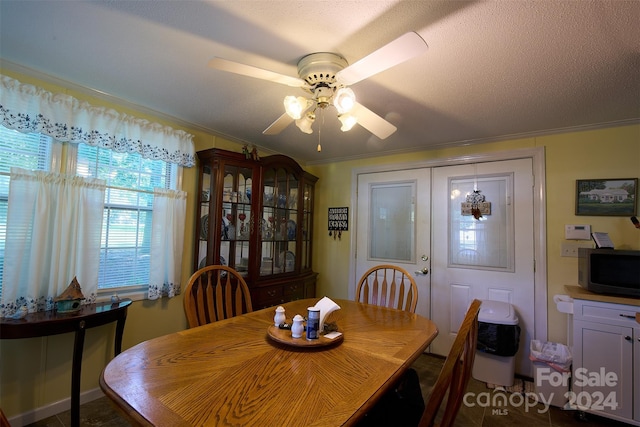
[208,32,428,140]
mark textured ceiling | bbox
[1,0,638,164]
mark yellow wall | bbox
[307,126,640,345]
[1,68,639,420]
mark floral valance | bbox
[0,74,195,167]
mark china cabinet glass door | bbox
[260,167,298,276]
[196,158,255,277]
[220,164,253,276]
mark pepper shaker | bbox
[274,306,286,326]
[291,314,305,338]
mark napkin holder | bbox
[314,296,341,333]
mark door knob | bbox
[415,267,429,275]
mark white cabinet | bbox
[572,299,640,425]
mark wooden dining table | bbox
[100,298,438,426]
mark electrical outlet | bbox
[561,242,593,257]
[561,243,579,257]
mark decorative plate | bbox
[200,214,208,240]
[278,251,295,271]
[261,218,274,240]
[287,219,296,240]
[277,194,287,208]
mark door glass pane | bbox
[448,174,514,271]
[368,182,415,262]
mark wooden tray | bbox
[267,325,343,348]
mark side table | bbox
[0,299,132,427]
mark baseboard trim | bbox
[8,388,104,427]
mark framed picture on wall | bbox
[575,178,638,216]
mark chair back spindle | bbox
[356,264,418,313]
[184,265,253,328]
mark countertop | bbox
[564,285,640,307]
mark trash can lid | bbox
[478,300,519,325]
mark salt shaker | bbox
[274,306,286,326]
[291,314,305,338]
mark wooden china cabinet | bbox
[194,148,318,309]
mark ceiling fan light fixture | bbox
[210,33,428,142]
[333,87,356,114]
[338,113,358,132]
[284,96,309,119]
[295,111,315,134]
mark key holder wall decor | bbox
[461,166,492,220]
[328,207,348,240]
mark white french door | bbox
[353,154,543,377]
[355,169,432,320]
[430,158,535,376]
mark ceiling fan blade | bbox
[351,102,397,140]
[336,32,428,86]
[263,112,294,135]
[209,57,306,88]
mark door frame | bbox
[349,146,547,342]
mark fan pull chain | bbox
[317,109,324,152]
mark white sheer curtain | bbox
[148,188,187,300]
[1,74,194,307]
[0,168,105,317]
[0,74,195,167]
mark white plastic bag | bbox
[529,339,572,372]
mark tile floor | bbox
[24,354,631,427]
[412,354,632,427]
[23,397,129,427]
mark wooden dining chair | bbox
[356,264,418,312]
[183,265,253,328]
[0,407,10,427]
[418,299,482,427]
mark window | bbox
[0,126,54,295]
[76,144,177,291]
[0,125,177,296]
